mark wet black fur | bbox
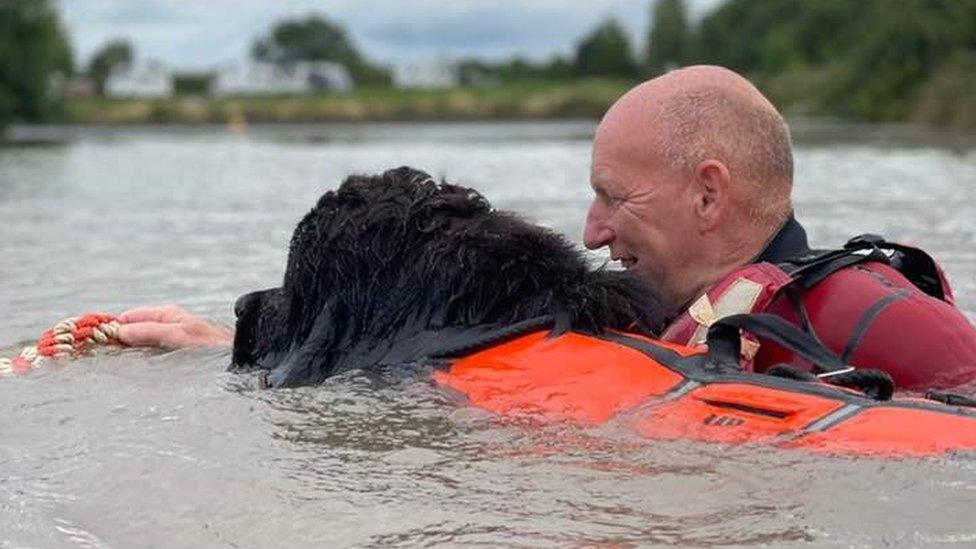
[231,166,664,387]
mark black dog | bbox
[231,166,664,387]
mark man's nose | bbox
[583,203,614,249]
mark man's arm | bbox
[117,305,233,349]
[796,263,976,391]
[837,289,976,390]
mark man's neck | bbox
[670,217,789,314]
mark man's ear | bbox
[692,159,732,230]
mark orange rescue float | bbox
[435,314,976,457]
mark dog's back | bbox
[232,166,664,387]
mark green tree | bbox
[646,0,689,76]
[0,0,73,127]
[825,0,976,120]
[542,55,573,80]
[88,40,132,95]
[574,18,638,78]
[252,15,390,86]
[688,0,976,126]
[693,0,803,74]
[456,55,573,85]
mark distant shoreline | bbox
[6,118,974,152]
[59,79,634,125]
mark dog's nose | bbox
[235,289,272,318]
[234,294,252,318]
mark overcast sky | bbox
[57,0,725,69]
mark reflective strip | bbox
[802,403,861,432]
[851,248,895,258]
[689,278,765,345]
[666,379,700,399]
[619,379,700,420]
[817,367,855,379]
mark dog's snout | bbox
[235,290,267,318]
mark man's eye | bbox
[594,188,623,209]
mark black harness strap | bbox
[784,286,822,342]
[925,391,976,408]
[840,289,911,363]
[706,313,896,400]
[845,234,947,301]
[773,230,949,303]
[706,314,851,375]
[779,247,891,291]
[757,219,946,302]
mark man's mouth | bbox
[615,257,638,269]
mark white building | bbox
[213,61,353,96]
[105,60,173,99]
[393,58,458,89]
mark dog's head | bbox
[232,166,665,386]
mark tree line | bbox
[481,0,975,127]
[2,0,975,129]
[651,0,976,128]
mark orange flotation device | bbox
[435,314,976,457]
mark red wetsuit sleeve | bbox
[755,262,976,391]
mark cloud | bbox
[56,0,724,69]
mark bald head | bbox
[596,65,793,226]
[586,66,796,311]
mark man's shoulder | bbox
[799,260,976,388]
[806,260,946,305]
[801,260,961,330]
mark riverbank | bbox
[32,73,976,132]
[63,79,633,125]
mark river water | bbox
[1,120,975,547]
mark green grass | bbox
[63,78,636,124]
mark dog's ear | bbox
[267,299,344,387]
[231,288,279,369]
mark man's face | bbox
[584,136,700,311]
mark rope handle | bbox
[0,313,122,376]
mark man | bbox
[119,65,976,390]
[582,65,976,390]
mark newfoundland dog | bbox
[231,166,664,387]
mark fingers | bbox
[117,305,186,324]
[116,305,234,349]
[117,318,235,349]
[117,321,183,348]
[191,323,235,347]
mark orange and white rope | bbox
[0,314,121,376]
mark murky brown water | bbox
[2,121,975,547]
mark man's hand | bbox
[117,305,234,349]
